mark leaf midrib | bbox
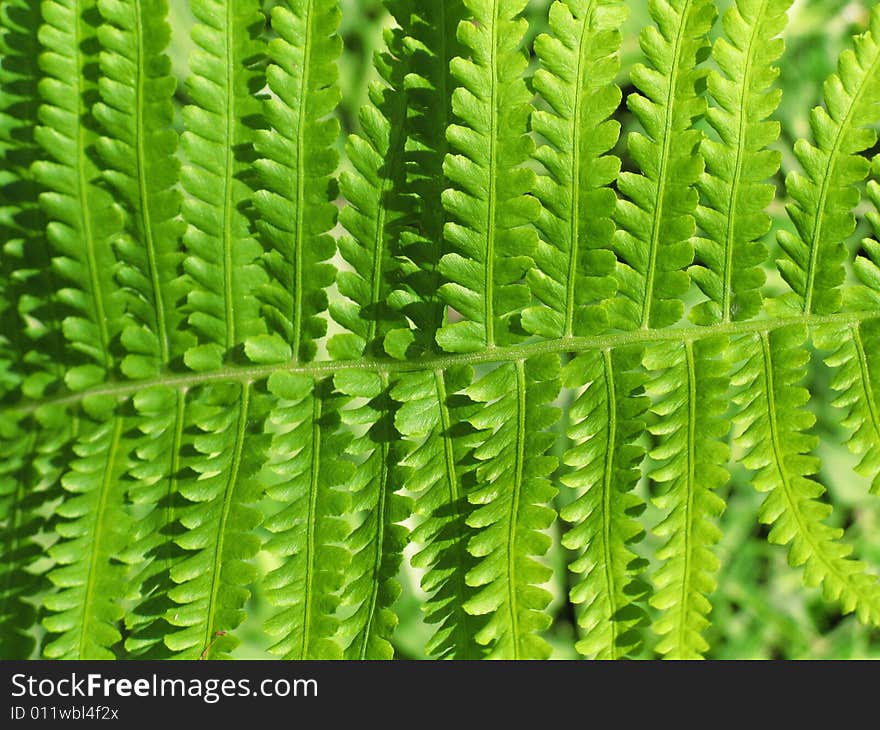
[564,0,596,338]
[356,440,389,658]
[11,310,878,416]
[504,360,527,658]
[485,5,499,347]
[291,0,314,362]
[134,0,170,365]
[483,3,501,348]
[300,389,321,658]
[76,2,111,368]
[601,348,619,658]
[223,0,237,351]
[677,340,697,655]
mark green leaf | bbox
[181,0,266,361]
[776,6,880,316]
[526,0,626,339]
[122,385,186,657]
[254,0,341,364]
[436,0,539,352]
[733,326,880,624]
[43,405,129,659]
[645,338,729,658]
[561,348,650,658]
[0,0,61,402]
[387,0,466,355]
[244,334,293,365]
[94,0,185,376]
[461,355,560,659]
[262,374,353,659]
[337,372,409,659]
[612,0,716,330]
[33,0,125,383]
[392,366,487,659]
[1,0,880,664]
[814,322,880,496]
[332,0,410,360]
[692,0,790,325]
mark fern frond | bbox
[820,166,880,495]
[88,0,185,656]
[436,0,538,353]
[645,338,728,658]
[813,321,880,497]
[253,0,341,364]
[0,0,61,401]
[525,0,626,339]
[612,0,716,330]
[855,161,880,307]
[0,409,71,658]
[0,12,62,651]
[180,0,266,369]
[164,383,264,659]
[262,375,353,659]
[385,0,466,355]
[384,1,485,658]
[33,0,125,389]
[122,385,186,657]
[561,348,650,658]
[392,366,486,659]
[94,0,184,377]
[3,0,880,664]
[43,401,129,659]
[249,2,385,656]
[159,0,269,659]
[776,6,880,316]
[692,0,790,325]
[334,371,408,659]
[330,1,409,361]
[0,423,40,658]
[733,326,880,624]
[327,5,414,658]
[462,355,559,659]
[30,0,130,660]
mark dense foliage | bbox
[2,0,880,660]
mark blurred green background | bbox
[165,0,880,659]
